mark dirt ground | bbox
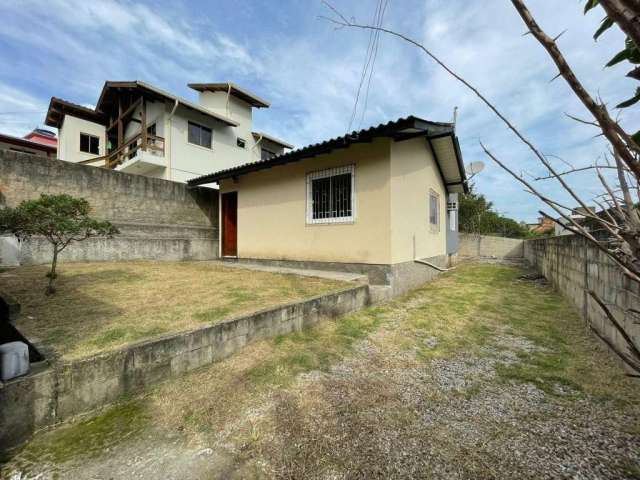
[2,263,638,479]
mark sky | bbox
[0,0,637,223]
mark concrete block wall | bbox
[0,284,369,452]
[459,233,524,259]
[0,149,219,264]
[525,235,640,370]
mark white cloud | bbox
[0,0,635,222]
[0,82,48,137]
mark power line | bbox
[348,0,383,132]
[0,111,46,115]
[358,0,388,129]
[348,0,389,132]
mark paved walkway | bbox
[210,260,368,283]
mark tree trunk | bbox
[46,246,59,295]
[599,0,640,48]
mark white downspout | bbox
[166,99,179,181]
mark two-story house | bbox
[44,81,292,183]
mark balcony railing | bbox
[80,133,164,169]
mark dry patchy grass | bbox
[0,261,346,360]
[4,263,639,479]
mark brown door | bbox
[221,192,238,257]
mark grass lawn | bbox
[0,261,347,360]
[3,263,639,479]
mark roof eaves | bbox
[96,80,239,127]
[188,82,271,108]
[135,81,239,127]
[252,131,294,149]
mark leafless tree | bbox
[322,0,640,375]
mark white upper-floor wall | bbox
[46,81,293,184]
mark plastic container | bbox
[0,341,29,381]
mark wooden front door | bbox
[221,192,238,257]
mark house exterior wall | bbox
[168,104,242,183]
[389,137,447,264]
[219,139,393,264]
[54,96,286,184]
[58,115,106,163]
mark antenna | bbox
[452,106,458,125]
[464,161,485,180]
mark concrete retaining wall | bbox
[525,235,640,370]
[0,284,369,452]
[459,233,524,259]
[0,149,218,265]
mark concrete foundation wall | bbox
[390,255,449,296]
[0,284,369,452]
[0,149,219,265]
[459,233,524,259]
[229,255,449,296]
[524,235,640,372]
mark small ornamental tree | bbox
[0,194,119,295]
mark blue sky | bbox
[0,0,637,222]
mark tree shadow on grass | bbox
[0,267,147,360]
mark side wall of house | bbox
[220,138,392,265]
[389,137,448,264]
[0,150,218,265]
[58,115,106,163]
[385,137,449,295]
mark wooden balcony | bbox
[80,132,164,169]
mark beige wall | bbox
[58,115,106,163]
[220,139,393,264]
[390,137,447,263]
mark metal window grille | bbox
[306,165,355,224]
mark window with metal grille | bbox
[429,190,440,231]
[80,133,99,154]
[188,121,212,148]
[237,137,246,148]
[306,165,355,224]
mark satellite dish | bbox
[465,161,485,177]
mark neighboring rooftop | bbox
[188,82,270,108]
[24,128,57,146]
[189,115,468,194]
[46,80,241,129]
[0,131,57,153]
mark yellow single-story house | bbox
[189,116,467,295]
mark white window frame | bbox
[429,189,440,232]
[306,165,356,225]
